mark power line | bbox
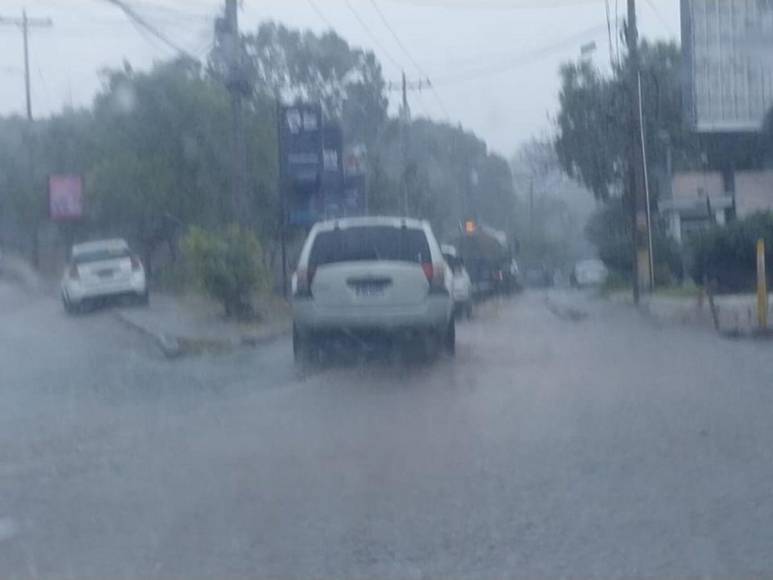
[344,0,404,71]
[99,0,198,60]
[383,0,606,10]
[643,0,676,37]
[430,22,608,85]
[367,0,451,120]
[367,0,424,75]
[305,0,338,31]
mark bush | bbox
[586,200,683,285]
[690,212,773,293]
[182,225,269,318]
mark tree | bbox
[586,198,682,284]
[511,138,595,269]
[226,22,388,147]
[88,58,277,270]
[555,41,700,202]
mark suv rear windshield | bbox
[310,226,431,269]
[73,247,131,264]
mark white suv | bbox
[292,216,455,361]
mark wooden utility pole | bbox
[0,11,53,120]
[220,0,249,226]
[627,0,651,302]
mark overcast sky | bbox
[0,0,680,156]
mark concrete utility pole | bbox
[388,72,429,216]
[0,11,53,120]
[626,0,652,302]
[1,11,52,269]
[220,0,249,226]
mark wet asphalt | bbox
[2,280,773,578]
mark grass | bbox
[600,272,632,297]
[654,284,702,300]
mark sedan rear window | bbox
[310,226,431,268]
[73,248,131,264]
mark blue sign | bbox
[279,104,323,225]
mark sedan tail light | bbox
[130,255,143,271]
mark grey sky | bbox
[0,0,680,156]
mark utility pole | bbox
[400,71,410,215]
[626,0,651,302]
[388,72,429,216]
[528,178,534,253]
[1,11,52,269]
[0,10,53,120]
[218,0,249,226]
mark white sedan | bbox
[571,259,609,288]
[61,239,148,313]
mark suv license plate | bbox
[355,285,385,297]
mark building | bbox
[661,170,773,243]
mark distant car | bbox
[442,247,473,319]
[571,259,609,288]
[496,258,522,294]
[292,216,455,362]
[524,265,554,288]
[61,239,148,313]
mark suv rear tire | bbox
[444,318,456,356]
[293,325,317,365]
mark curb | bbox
[113,310,291,359]
[1,255,44,295]
[113,310,184,359]
[544,294,588,322]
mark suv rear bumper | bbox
[293,295,451,334]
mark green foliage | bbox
[367,118,516,240]
[228,22,388,147]
[182,225,269,318]
[555,41,700,201]
[89,59,277,248]
[0,21,517,280]
[690,212,773,293]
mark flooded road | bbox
[2,282,773,577]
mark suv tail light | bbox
[130,255,143,272]
[69,263,80,280]
[423,262,447,294]
[294,266,315,298]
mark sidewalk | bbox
[1,252,48,295]
[115,292,292,358]
[610,290,773,337]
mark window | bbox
[310,226,431,269]
[73,247,131,264]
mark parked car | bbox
[292,216,455,362]
[61,239,148,313]
[524,264,554,288]
[442,245,473,319]
[571,259,609,288]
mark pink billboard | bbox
[49,175,83,221]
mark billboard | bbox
[49,175,83,221]
[682,0,773,132]
[278,103,323,225]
